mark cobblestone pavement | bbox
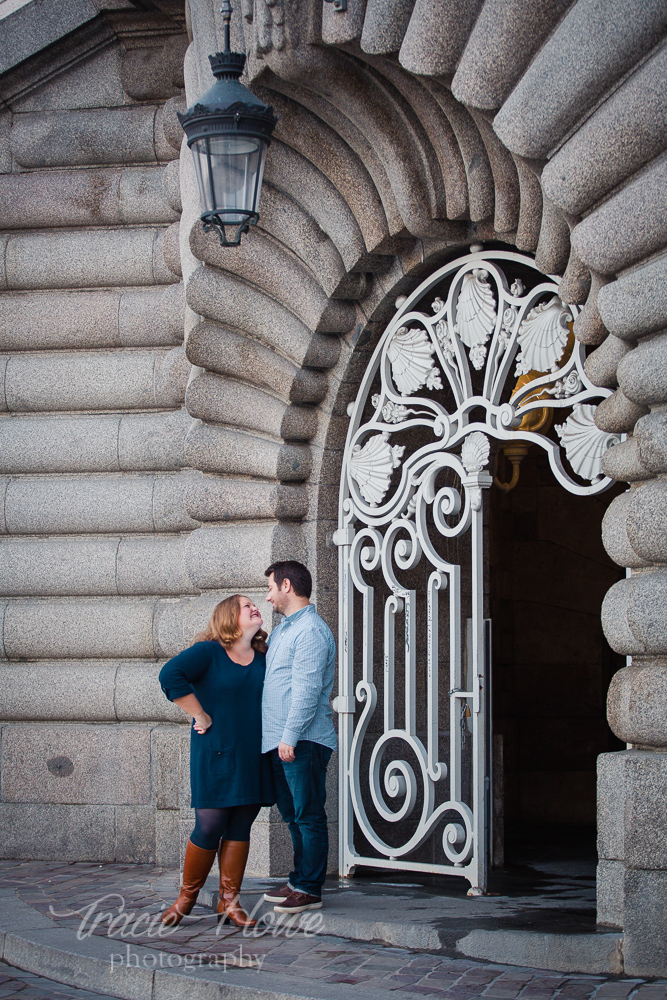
[1,861,666,1000]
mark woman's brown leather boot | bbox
[162,840,217,927]
[217,839,257,927]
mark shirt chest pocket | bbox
[208,745,234,776]
[271,634,298,666]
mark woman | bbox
[158,595,274,927]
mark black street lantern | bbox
[178,1,278,247]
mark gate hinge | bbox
[332,695,356,714]
[332,528,355,546]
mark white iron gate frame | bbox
[333,248,621,894]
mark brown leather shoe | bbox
[161,840,217,927]
[217,839,257,927]
[273,890,322,913]
[263,881,293,903]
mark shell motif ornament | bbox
[349,432,406,506]
[387,326,442,396]
[454,269,497,351]
[461,431,491,474]
[555,404,620,483]
[516,296,572,374]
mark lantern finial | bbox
[220,0,232,55]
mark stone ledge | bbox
[0,0,108,76]
[456,929,623,976]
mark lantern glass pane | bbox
[191,136,266,223]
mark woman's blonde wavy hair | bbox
[193,594,268,653]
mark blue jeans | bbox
[270,740,332,897]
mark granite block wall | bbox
[0,5,192,866]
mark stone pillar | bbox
[596,257,667,977]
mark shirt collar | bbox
[280,603,314,627]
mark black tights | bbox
[190,805,261,850]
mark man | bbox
[261,560,336,913]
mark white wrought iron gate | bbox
[333,248,621,893]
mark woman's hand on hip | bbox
[173,693,210,731]
[193,712,212,734]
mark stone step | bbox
[0,875,627,1000]
[196,874,624,976]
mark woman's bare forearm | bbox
[173,693,204,716]
[173,694,212,732]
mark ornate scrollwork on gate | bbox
[335,249,619,892]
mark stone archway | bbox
[328,245,619,892]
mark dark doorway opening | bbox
[489,443,625,874]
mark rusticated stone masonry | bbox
[0,5,196,869]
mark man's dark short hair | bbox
[265,560,312,599]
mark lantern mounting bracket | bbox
[201,209,259,248]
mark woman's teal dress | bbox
[159,640,274,808]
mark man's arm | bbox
[280,628,331,759]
